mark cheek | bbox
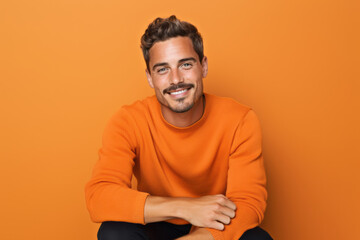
[152,77,167,90]
[155,84,170,97]
[182,71,199,82]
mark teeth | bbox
[170,89,188,95]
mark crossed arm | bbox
[144,195,237,239]
[85,109,266,240]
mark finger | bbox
[218,205,236,218]
[214,212,231,225]
[215,195,237,211]
[221,198,237,211]
[209,221,225,231]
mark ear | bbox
[201,56,208,78]
[145,69,154,88]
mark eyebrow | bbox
[178,57,197,64]
[152,57,197,71]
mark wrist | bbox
[173,197,192,222]
[144,196,188,223]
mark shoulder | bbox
[111,95,157,121]
[102,96,157,145]
[103,96,157,135]
[205,93,252,120]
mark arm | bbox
[205,110,267,240]
[144,195,236,240]
[85,108,149,223]
[85,108,236,227]
[144,195,236,230]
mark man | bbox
[85,15,272,240]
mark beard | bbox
[155,82,204,114]
[164,97,195,113]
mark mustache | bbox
[163,83,194,94]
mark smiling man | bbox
[85,16,272,240]
[145,36,207,127]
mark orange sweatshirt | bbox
[85,93,267,240]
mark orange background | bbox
[1,0,359,239]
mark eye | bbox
[157,67,168,74]
[181,62,193,69]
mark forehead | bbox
[149,37,198,67]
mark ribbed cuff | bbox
[133,191,150,224]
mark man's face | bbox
[146,36,208,113]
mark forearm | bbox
[144,194,235,231]
[144,196,215,240]
[144,196,185,223]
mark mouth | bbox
[163,83,194,96]
[167,87,192,96]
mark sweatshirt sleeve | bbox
[206,110,267,240]
[85,108,149,224]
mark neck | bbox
[161,95,205,128]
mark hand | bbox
[178,194,236,230]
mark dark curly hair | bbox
[140,15,204,72]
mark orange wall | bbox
[1,0,359,239]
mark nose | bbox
[170,69,183,85]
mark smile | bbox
[163,83,194,95]
[166,87,192,99]
[169,88,189,95]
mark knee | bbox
[97,221,147,240]
[239,226,273,240]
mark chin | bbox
[169,102,194,113]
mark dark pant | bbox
[98,221,273,240]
